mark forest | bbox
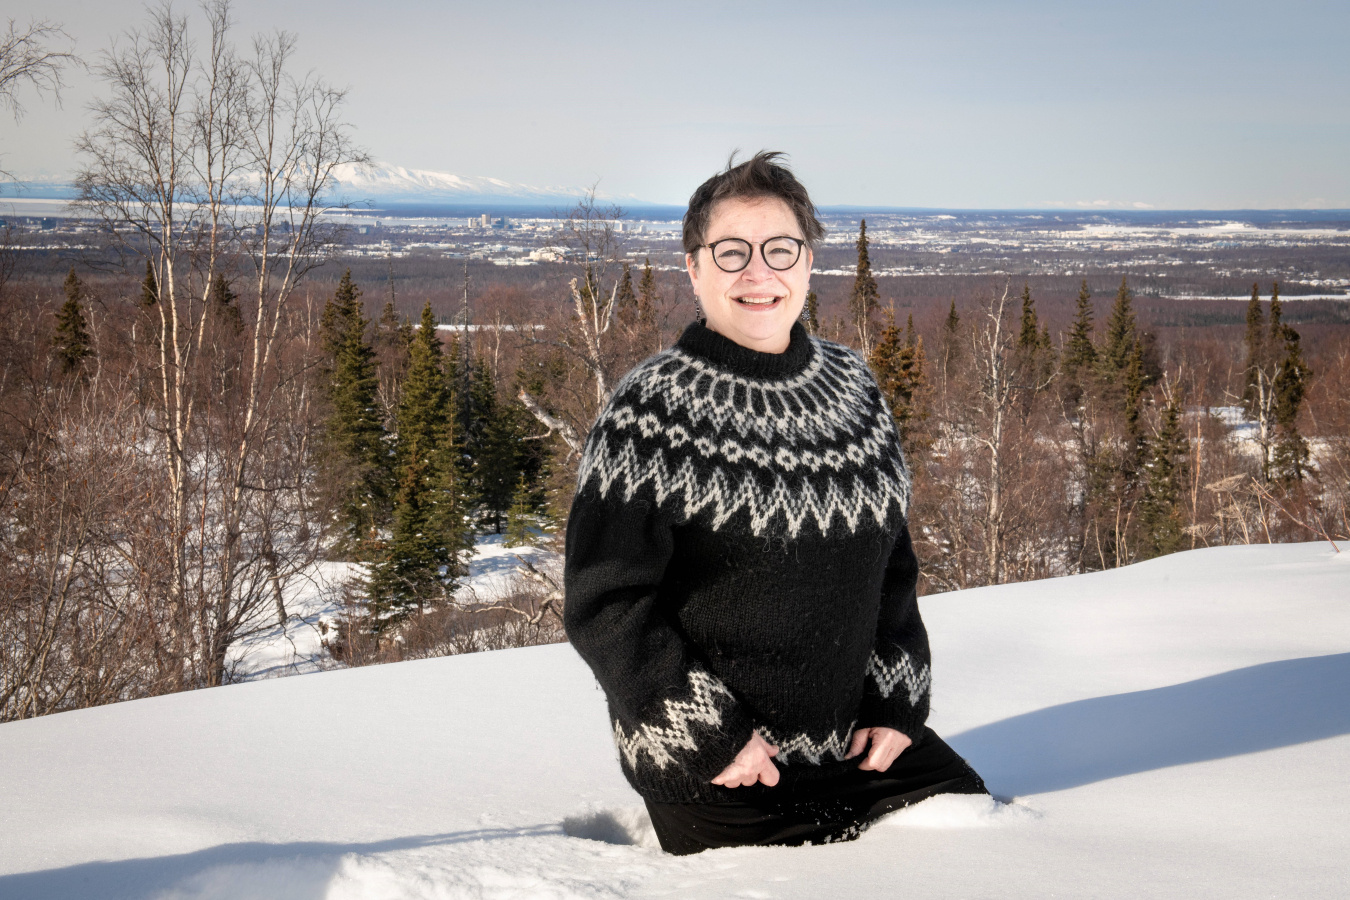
[2,4,1347,724]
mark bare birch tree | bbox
[515,188,629,457]
[73,0,364,687]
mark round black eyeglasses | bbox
[698,236,807,273]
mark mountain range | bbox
[0,162,623,208]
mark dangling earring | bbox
[694,296,706,323]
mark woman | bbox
[564,152,986,855]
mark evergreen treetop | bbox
[1017,283,1039,349]
[54,267,93,375]
[849,219,880,351]
[323,273,391,558]
[1138,391,1188,560]
[1063,279,1097,373]
[616,262,636,324]
[1100,275,1137,376]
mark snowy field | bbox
[1,541,1347,900]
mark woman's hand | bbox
[711,731,781,788]
[846,726,912,772]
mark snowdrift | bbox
[2,542,1347,900]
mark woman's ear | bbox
[686,252,699,290]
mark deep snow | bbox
[1,542,1347,900]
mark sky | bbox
[2,0,1348,209]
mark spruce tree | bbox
[1138,393,1188,560]
[1123,339,1146,440]
[849,219,880,353]
[209,273,243,335]
[1017,282,1040,351]
[1099,276,1137,378]
[938,300,961,393]
[1063,280,1097,374]
[53,267,93,375]
[1015,282,1055,393]
[469,358,524,533]
[804,289,819,335]
[1271,287,1312,484]
[368,302,471,621]
[322,274,391,559]
[321,270,363,364]
[869,309,927,454]
[616,262,637,328]
[637,257,659,338]
[140,259,159,307]
[503,472,537,548]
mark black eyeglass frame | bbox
[696,236,808,273]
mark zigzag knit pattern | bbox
[866,651,932,707]
[758,722,857,766]
[575,336,911,539]
[612,669,737,770]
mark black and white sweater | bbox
[563,319,931,804]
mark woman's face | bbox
[685,195,813,354]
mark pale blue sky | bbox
[3,0,1347,208]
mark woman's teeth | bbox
[736,297,780,306]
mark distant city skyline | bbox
[3,1,1348,210]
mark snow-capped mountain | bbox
[0,163,602,206]
[328,162,588,206]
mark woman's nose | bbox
[740,247,775,280]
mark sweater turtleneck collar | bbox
[675,319,815,380]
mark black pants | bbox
[644,727,987,855]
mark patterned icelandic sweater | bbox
[563,319,931,804]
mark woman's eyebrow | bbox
[706,233,803,243]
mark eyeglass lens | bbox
[710,237,802,272]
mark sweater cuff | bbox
[612,668,757,785]
[857,649,931,742]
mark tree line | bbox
[841,218,1338,590]
[3,4,1346,723]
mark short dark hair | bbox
[682,151,826,261]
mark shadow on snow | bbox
[949,652,1350,796]
[0,826,560,900]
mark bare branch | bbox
[0,18,80,123]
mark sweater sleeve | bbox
[563,457,756,786]
[856,520,932,741]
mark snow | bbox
[2,542,1348,899]
[225,534,559,682]
[327,162,584,205]
[225,561,354,680]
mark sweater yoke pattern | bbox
[575,336,912,539]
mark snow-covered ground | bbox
[2,542,1347,899]
[225,533,558,681]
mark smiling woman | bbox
[563,151,987,855]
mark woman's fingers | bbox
[846,727,872,759]
[857,728,913,772]
[711,732,782,787]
